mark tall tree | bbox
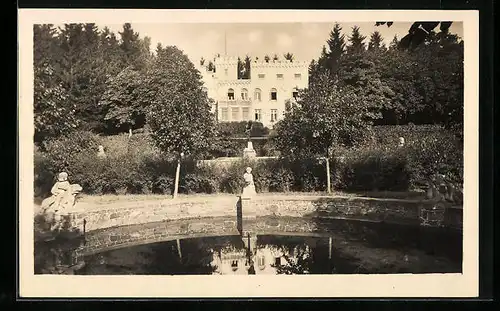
[337,53,394,121]
[317,45,329,69]
[275,71,375,192]
[325,23,346,74]
[237,57,244,79]
[411,30,464,133]
[389,35,399,50]
[146,46,217,198]
[99,67,150,136]
[376,21,453,50]
[368,31,386,51]
[34,24,78,145]
[119,23,147,70]
[346,26,367,54]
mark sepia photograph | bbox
[18,10,479,298]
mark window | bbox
[231,260,238,271]
[270,88,277,101]
[228,88,235,100]
[258,256,265,270]
[292,88,299,99]
[224,68,228,76]
[242,107,249,120]
[276,73,284,79]
[254,109,261,121]
[294,73,302,79]
[221,108,228,121]
[254,88,262,102]
[271,109,278,122]
[241,88,248,100]
[275,257,281,265]
[231,107,239,120]
[258,73,265,79]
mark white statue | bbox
[242,167,256,198]
[398,137,405,147]
[97,145,106,159]
[41,172,83,213]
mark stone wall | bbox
[66,195,462,234]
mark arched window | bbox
[270,88,278,101]
[254,88,262,102]
[292,88,299,99]
[241,88,248,100]
[228,88,235,100]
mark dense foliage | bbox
[309,23,463,131]
[274,71,374,158]
[35,126,462,197]
[33,22,464,198]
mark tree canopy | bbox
[274,71,374,158]
[146,46,216,157]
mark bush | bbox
[34,126,463,197]
[332,148,411,191]
[34,147,54,198]
[42,130,101,175]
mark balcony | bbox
[218,99,252,107]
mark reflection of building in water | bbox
[209,240,312,275]
[254,244,311,274]
[210,245,248,275]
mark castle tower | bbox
[214,56,239,81]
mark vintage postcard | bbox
[18,9,479,298]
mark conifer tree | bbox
[325,23,346,74]
[346,26,367,54]
[368,31,386,51]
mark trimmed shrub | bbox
[332,148,411,191]
[34,126,463,197]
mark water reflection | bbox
[34,218,462,275]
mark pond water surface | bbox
[34,217,462,275]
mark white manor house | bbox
[197,55,309,128]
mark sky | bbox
[97,22,464,64]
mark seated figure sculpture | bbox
[41,172,83,213]
[425,173,462,205]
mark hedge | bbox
[34,128,463,198]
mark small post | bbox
[247,232,251,253]
[328,236,332,260]
[326,147,332,194]
[176,239,182,261]
[83,219,87,245]
[173,152,184,199]
[326,157,331,194]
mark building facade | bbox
[197,55,309,128]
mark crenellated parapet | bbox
[251,59,309,69]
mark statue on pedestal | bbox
[242,167,256,198]
[243,121,256,158]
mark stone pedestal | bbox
[243,233,257,252]
[239,196,256,238]
[243,141,256,158]
[240,196,256,219]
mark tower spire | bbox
[224,31,227,56]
